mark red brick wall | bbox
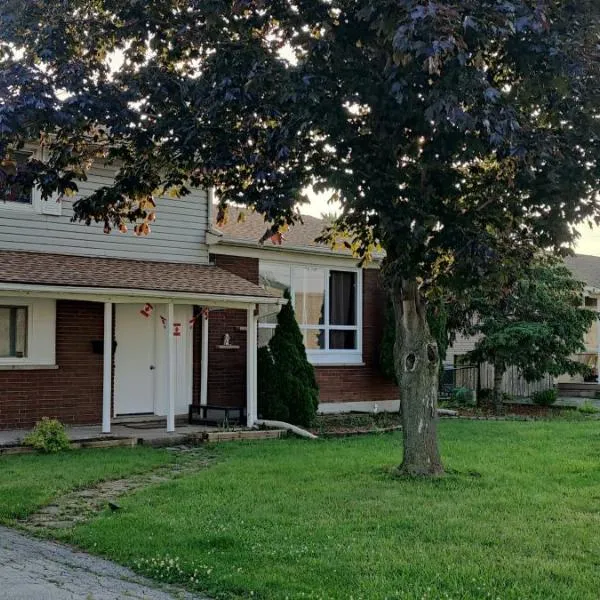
[210,254,398,408]
[213,254,259,284]
[0,300,104,430]
[315,268,398,403]
[195,254,258,407]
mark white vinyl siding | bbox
[0,162,209,264]
[445,332,479,366]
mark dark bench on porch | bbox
[188,404,247,426]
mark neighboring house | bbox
[0,150,282,431]
[445,254,600,398]
[208,205,398,413]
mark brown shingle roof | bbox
[214,206,349,253]
[0,250,276,300]
[565,254,600,289]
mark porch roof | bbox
[0,250,277,302]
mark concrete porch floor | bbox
[0,421,243,449]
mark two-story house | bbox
[1,150,400,433]
[0,151,282,432]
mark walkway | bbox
[0,526,204,600]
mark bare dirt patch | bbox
[22,447,216,531]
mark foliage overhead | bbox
[1,1,599,293]
[461,257,597,382]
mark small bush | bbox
[23,418,71,453]
[257,289,319,427]
[451,387,474,405]
[531,388,558,406]
[578,401,600,415]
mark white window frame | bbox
[259,262,363,366]
[0,304,29,360]
[0,297,56,368]
[0,147,61,216]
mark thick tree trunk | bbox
[392,279,444,477]
[493,362,505,415]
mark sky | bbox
[574,226,600,257]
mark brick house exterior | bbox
[0,159,397,431]
[207,210,399,412]
[0,301,104,429]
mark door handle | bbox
[149,365,156,370]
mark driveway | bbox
[0,526,204,600]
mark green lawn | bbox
[0,446,178,522]
[47,421,600,600]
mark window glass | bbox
[293,267,326,327]
[259,263,290,324]
[1,151,33,204]
[329,330,356,350]
[0,306,28,358]
[257,261,360,359]
[329,271,356,326]
[585,296,597,308]
[304,329,326,350]
[257,327,275,348]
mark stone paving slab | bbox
[0,526,205,600]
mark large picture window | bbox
[0,306,28,358]
[259,261,362,364]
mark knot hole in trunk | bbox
[404,353,417,372]
[427,343,438,364]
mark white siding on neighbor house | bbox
[445,332,479,365]
[0,163,209,264]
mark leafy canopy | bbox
[1,1,599,292]
[462,257,597,381]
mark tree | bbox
[258,290,319,427]
[461,258,596,413]
[1,1,599,475]
[380,298,450,383]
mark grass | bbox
[0,446,178,522]
[43,420,600,600]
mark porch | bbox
[0,418,285,451]
[0,250,283,433]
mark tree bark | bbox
[392,279,444,477]
[493,362,505,415]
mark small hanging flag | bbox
[160,315,167,328]
[173,322,182,337]
[188,314,200,329]
[140,303,154,318]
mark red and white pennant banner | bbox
[142,305,210,335]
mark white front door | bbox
[114,304,156,415]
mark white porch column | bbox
[246,305,258,427]
[200,310,209,406]
[167,301,176,432]
[102,302,113,434]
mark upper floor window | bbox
[0,148,62,216]
[0,306,28,358]
[259,261,362,365]
[1,151,34,205]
